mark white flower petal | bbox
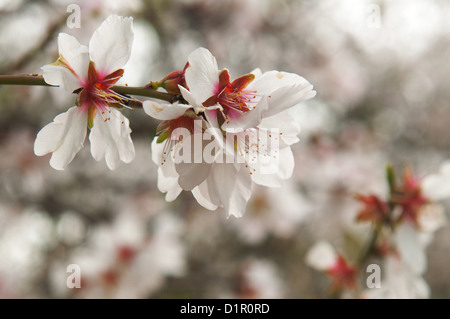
[264,84,316,118]
[151,136,164,165]
[231,123,295,187]
[89,109,135,170]
[249,170,282,188]
[305,241,338,271]
[42,65,81,92]
[422,160,450,201]
[175,132,213,191]
[363,256,430,299]
[249,70,312,95]
[143,100,190,120]
[205,110,236,157]
[250,68,263,77]
[150,138,183,201]
[89,15,134,74]
[192,181,219,211]
[387,256,431,299]
[249,71,316,118]
[179,86,205,114]
[395,223,427,275]
[208,163,252,218]
[184,47,220,104]
[417,204,447,233]
[157,168,182,202]
[177,162,212,191]
[258,112,300,146]
[249,146,294,187]
[34,106,87,170]
[57,33,89,78]
[151,137,178,178]
[276,147,295,179]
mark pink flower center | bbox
[355,194,389,223]
[117,245,136,263]
[327,255,357,290]
[392,167,429,224]
[76,61,132,128]
[203,69,257,119]
[155,111,198,165]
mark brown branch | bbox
[0,74,177,103]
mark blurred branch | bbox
[0,74,179,104]
[1,13,67,74]
[356,165,398,267]
[356,224,381,267]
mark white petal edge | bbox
[174,133,213,190]
[179,86,205,114]
[422,160,450,201]
[305,241,338,271]
[151,137,178,178]
[157,168,183,202]
[417,204,447,233]
[258,112,301,146]
[89,15,134,74]
[192,181,219,211]
[249,71,316,118]
[89,109,135,170]
[57,33,89,79]
[249,70,313,95]
[34,106,87,170]
[42,65,81,92]
[394,223,427,275]
[208,163,252,218]
[249,146,295,187]
[184,47,220,105]
[143,100,190,120]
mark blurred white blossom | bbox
[361,255,430,299]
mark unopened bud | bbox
[150,62,189,95]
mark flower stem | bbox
[357,224,381,266]
[0,74,178,103]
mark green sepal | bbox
[156,121,171,136]
[386,165,396,196]
[87,105,97,129]
[156,129,170,143]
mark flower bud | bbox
[150,62,189,95]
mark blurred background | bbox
[0,0,450,298]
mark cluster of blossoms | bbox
[34,15,316,217]
[3,11,450,300]
[57,211,186,298]
[306,164,449,298]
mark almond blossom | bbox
[309,164,449,298]
[361,255,430,299]
[305,241,357,291]
[34,15,136,170]
[227,259,286,299]
[229,182,312,244]
[50,211,186,298]
[144,47,316,217]
[391,165,448,276]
